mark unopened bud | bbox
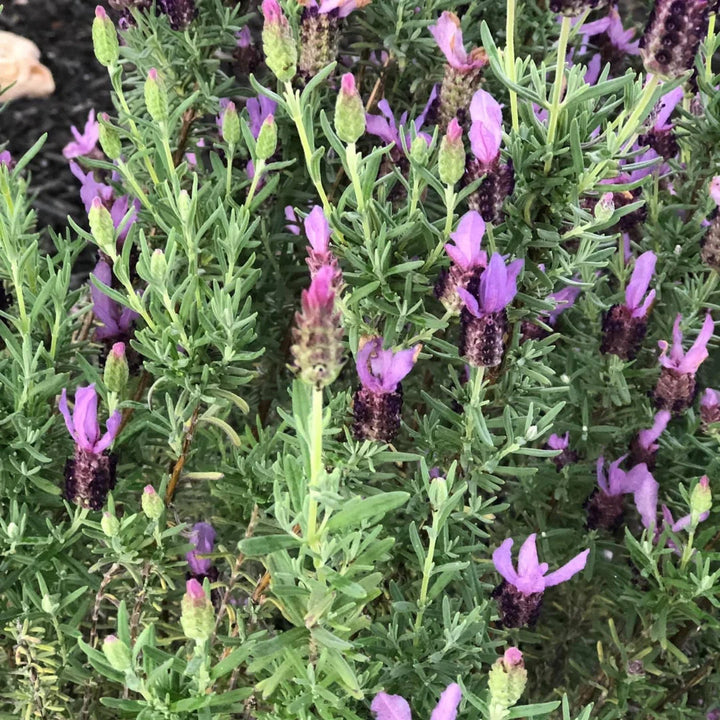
[150,249,167,283]
[102,635,132,672]
[438,118,465,185]
[141,485,164,520]
[178,190,192,226]
[221,101,240,146]
[488,647,527,709]
[92,6,119,67]
[429,476,448,510]
[594,192,615,222]
[101,511,120,537]
[180,579,214,642]
[89,197,116,257]
[690,476,712,526]
[98,113,122,160]
[7,522,20,540]
[261,0,297,82]
[335,73,365,144]
[410,135,430,166]
[256,115,277,160]
[104,342,129,394]
[41,595,58,615]
[144,69,168,124]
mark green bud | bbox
[690,476,712,526]
[428,476,448,511]
[488,648,527,710]
[594,192,615,222]
[104,342,129,395]
[221,101,241,146]
[41,595,58,615]
[144,69,168,125]
[101,512,120,538]
[335,73,365,144]
[178,190,192,226]
[102,635,132,672]
[92,6,119,67]
[98,113,122,160]
[89,197,116,257]
[150,249,167,283]
[410,135,430,166]
[256,115,278,161]
[7,522,20,541]
[438,118,465,186]
[141,485,164,520]
[261,1,297,82]
[180,579,214,642]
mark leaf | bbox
[238,534,302,556]
[507,701,561,717]
[325,492,409,531]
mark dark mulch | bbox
[1,0,111,233]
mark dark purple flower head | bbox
[457,253,523,317]
[624,251,656,318]
[63,110,100,159]
[492,533,589,595]
[356,337,420,394]
[468,89,503,165]
[444,211,487,271]
[637,410,671,453]
[658,313,714,374]
[371,684,461,720]
[186,522,216,576]
[247,95,278,139]
[365,87,438,155]
[59,384,121,454]
[91,261,139,341]
[429,11,487,71]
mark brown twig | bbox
[172,108,197,167]
[251,522,301,603]
[165,405,202,505]
[117,370,152,437]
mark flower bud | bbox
[429,476,448,510]
[41,595,58,615]
[89,197,116,257]
[144,69,168,125]
[104,342,129,394]
[594,192,615,222]
[7,522,20,540]
[488,647,527,709]
[261,0,297,82]
[690,476,712,526]
[410,135,430,166]
[438,118,466,185]
[256,115,277,161]
[150,249,167,283]
[98,113,122,160]
[178,190,192,226]
[141,485,164,520]
[101,511,120,537]
[335,73,365,144]
[92,6,119,67]
[221,101,241,146]
[180,579,214,643]
[102,635,132,672]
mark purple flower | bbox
[356,337,420,394]
[457,253,523,317]
[624,251,656,318]
[710,176,720,207]
[236,25,252,47]
[91,261,139,341]
[657,503,709,553]
[444,211,487,271]
[429,11,487,71]
[63,109,100,159]
[492,533,589,595]
[365,87,438,155]
[303,0,369,17]
[0,150,13,167]
[636,410,671,454]
[110,196,140,243]
[371,684,461,720]
[652,85,684,132]
[247,95,278,139]
[580,5,640,55]
[658,313,714,374]
[701,388,720,411]
[187,522,216,576]
[547,432,569,450]
[545,284,582,325]
[468,89,503,165]
[59,384,121,454]
[285,205,301,235]
[305,205,330,254]
[69,162,113,213]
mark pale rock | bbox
[0,30,55,101]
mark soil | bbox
[1,0,111,234]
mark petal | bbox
[517,533,540,577]
[632,473,659,530]
[637,410,671,450]
[356,337,383,393]
[625,251,656,312]
[596,456,608,494]
[478,253,507,313]
[304,206,330,253]
[374,345,420,393]
[446,211,486,269]
[429,12,468,69]
[679,313,714,374]
[468,89,503,164]
[542,549,589,588]
[492,538,519,586]
[371,693,412,720]
[94,410,122,453]
[365,113,397,145]
[414,85,439,133]
[457,287,481,317]
[75,385,101,450]
[58,388,78,443]
[653,85,684,131]
[430,684,462,720]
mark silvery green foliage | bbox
[1,0,720,719]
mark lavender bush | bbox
[1,0,720,717]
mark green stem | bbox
[544,15,572,174]
[226,146,234,201]
[413,521,438,641]
[443,185,456,237]
[463,366,486,458]
[680,530,695,571]
[505,0,519,132]
[706,13,717,84]
[244,159,265,209]
[346,143,372,240]
[307,386,324,550]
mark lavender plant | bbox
[1,0,720,718]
